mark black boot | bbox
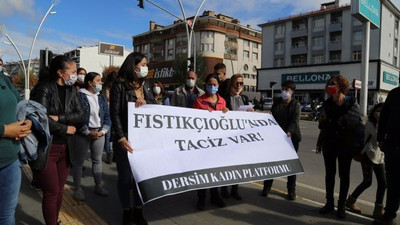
[122,209,133,225]
[336,200,346,219]
[319,200,334,214]
[133,207,148,225]
[221,186,230,198]
[287,188,296,201]
[231,186,242,200]
[261,180,272,197]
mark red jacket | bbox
[193,94,226,111]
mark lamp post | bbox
[138,0,206,71]
[0,25,27,81]
[26,0,59,99]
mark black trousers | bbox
[322,148,353,204]
[350,153,386,204]
[383,142,400,219]
[197,188,220,202]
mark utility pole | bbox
[137,0,206,71]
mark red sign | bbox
[353,79,362,89]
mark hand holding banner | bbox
[127,104,303,203]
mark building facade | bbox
[64,45,131,75]
[258,0,400,109]
[3,58,40,77]
[132,11,262,99]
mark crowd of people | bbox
[0,53,399,225]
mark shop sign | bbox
[383,71,399,86]
[282,71,339,84]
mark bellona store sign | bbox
[281,71,339,84]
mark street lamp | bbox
[137,0,206,72]
[26,0,59,99]
[0,25,28,81]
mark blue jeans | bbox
[0,159,21,225]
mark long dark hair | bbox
[84,72,100,89]
[117,52,146,87]
[48,55,75,82]
[368,103,384,126]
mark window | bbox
[275,24,285,36]
[292,54,307,65]
[330,32,341,43]
[243,40,249,47]
[201,31,214,39]
[253,66,257,73]
[252,42,258,49]
[201,43,214,52]
[312,36,324,48]
[353,31,362,44]
[168,49,173,56]
[312,54,324,64]
[251,75,256,79]
[313,17,324,28]
[394,56,398,66]
[329,51,341,62]
[352,51,361,61]
[252,52,258,61]
[167,39,174,46]
[274,41,284,51]
[243,74,250,78]
[274,58,284,67]
[243,50,249,60]
[292,38,307,48]
[243,64,249,71]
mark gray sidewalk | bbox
[16,158,378,225]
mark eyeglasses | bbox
[328,82,337,86]
[236,82,244,86]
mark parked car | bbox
[262,97,273,110]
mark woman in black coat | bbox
[317,75,362,219]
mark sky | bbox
[1,0,400,63]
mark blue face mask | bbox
[206,85,218,95]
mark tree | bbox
[11,70,37,90]
[173,52,206,86]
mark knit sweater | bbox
[0,72,22,168]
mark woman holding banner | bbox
[110,52,155,225]
[220,74,254,201]
[193,73,229,210]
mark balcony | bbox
[329,22,342,32]
[291,28,308,38]
[274,49,284,55]
[328,41,342,51]
[275,33,285,39]
[291,45,307,55]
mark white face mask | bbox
[136,66,148,78]
[93,84,102,93]
[77,75,85,82]
[63,74,77,86]
[153,86,161,95]
[186,79,195,87]
[281,90,291,100]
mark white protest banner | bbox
[127,104,304,203]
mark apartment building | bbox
[258,0,400,108]
[133,11,262,99]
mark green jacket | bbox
[0,72,22,168]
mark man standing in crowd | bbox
[214,63,230,99]
[261,80,302,201]
[171,70,204,108]
[375,86,400,225]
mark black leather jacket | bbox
[32,81,84,167]
[110,79,155,141]
[378,87,400,145]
